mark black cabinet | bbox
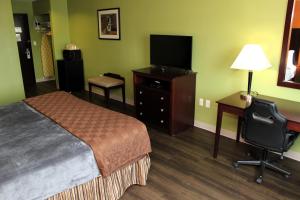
[57,59,84,92]
[133,67,196,135]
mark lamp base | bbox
[240,91,258,101]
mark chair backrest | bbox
[243,98,288,152]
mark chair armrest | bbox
[284,131,299,151]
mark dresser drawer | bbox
[136,87,169,107]
[136,107,169,130]
[153,116,169,129]
[136,107,147,121]
[135,85,170,130]
[136,105,169,120]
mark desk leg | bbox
[236,117,242,143]
[214,105,223,158]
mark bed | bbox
[0,91,151,200]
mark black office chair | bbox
[233,98,298,184]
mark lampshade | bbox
[231,44,272,71]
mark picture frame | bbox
[97,8,121,40]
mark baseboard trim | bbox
[194,120,300,162]
[36,77,55,83]
[285,151,300,162]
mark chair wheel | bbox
[284,174,290,178]
[256,176,263,184]
[233,162,239,168]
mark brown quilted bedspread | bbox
[24,91,151,177]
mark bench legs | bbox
[88,83,92,101]
[104,89,110,104]
[88,83,125,105]
[121,84,125,104]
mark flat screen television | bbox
[150,34,192,70]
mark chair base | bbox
[233,150,291,184]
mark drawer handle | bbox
[139,91,143,95]
[160,120,164,124]
[161,108,164,112]
[160,97,164,100]
[139,102,143,105]
[140,112,143,116]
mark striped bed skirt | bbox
[48,155,150,200]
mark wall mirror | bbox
[278,0,300,89]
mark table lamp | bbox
[231,44,272,100]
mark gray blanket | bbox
[0,102,100,200]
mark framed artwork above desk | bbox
[213,92,300,158]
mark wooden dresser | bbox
[133,67,196,135]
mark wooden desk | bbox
[213,92,300,158]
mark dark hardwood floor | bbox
[25,80,58,98]
[32,81,300,200]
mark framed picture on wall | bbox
[97,8,121,40]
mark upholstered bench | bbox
[88,73,125,104]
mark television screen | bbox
[150,34,192,70]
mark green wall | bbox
[0,0,69,104]
[50,0,70,60]
[0,0,25,105]
[50,0,70,84]
[67,0,300,152]
[11,0,44,80]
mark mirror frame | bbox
[277,0,300,89]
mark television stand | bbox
[133,67,196,135]
[156,65,168,73]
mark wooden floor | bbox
[33,81,300,200]
[25,80,58,98]
[123,129,300,200]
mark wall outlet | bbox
[205,99,211,108]
[199,98,204,106]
